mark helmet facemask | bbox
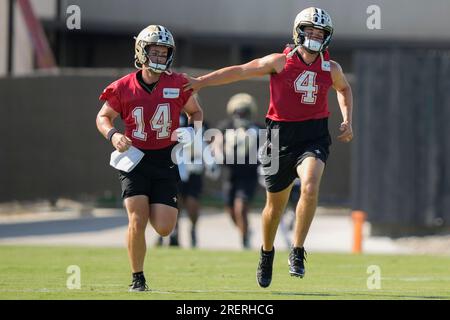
[297,25,332,53]
[143,45,174,73]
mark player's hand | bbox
[182,74,202,93]
[112,133,132,152]
[337,121,353,143]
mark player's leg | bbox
[184,195,200,247]
[169,219,180,246]
[261,184,294,251]
[233,197,249,247]
[148,179,179,237]
[167,180,187,247]
[233,178,257,249]
[183,174,202,247]
[256,183,294,288]
[149,203,178,237]
[293,157,324,247]
[118,167,152,291]
[124,195,150,291]
[256,149,296,288]
[223,179,238,226]
[288,157,325,278]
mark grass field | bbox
[0,245,449,300]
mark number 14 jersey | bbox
[267,47,332,122]
[99,71,192,150]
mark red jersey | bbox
[267,47,332,122]
[99,71,192,150]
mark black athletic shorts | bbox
[261,117,332,193]
[118,145,180,209]
[223,176,257,207]
[179,173,203,199]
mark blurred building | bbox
[2,0,450,75]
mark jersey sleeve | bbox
[99,82,122,114]
[179,76,194,107]
[283,45,294,55]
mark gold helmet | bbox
[134,25,175,73]
[293,7,333,52]
[227,93,257,119]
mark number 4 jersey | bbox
[99,71,192,150]
[267,46,332,122]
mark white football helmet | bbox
[134,25,175,73]
[226,93,257,118]
[293,7,333,53]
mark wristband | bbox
[107,128,119,141]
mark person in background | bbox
[216,93,262,249]
[157,111,215,248]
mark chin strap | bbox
[287,45,300,59]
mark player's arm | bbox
[175,95,204,144]
[182,95,204,126]
[96,102,131,152]
[331,60,353,143]
[183,53,286,92]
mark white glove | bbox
[175,127,195,145]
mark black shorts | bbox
[223,177,257,207]
[179,173,203,199]
[262,118,332,193]
[118,146,180,209]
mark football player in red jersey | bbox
[96,25,203,291]
[184,8,353,288]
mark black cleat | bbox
[256,247,275,288]
[128,274,149,292]
[288,246,307,278]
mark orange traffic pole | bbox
[352,210,367,254]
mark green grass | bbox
[0,245,449,300]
